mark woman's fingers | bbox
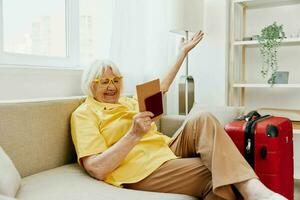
[139,111,154,118]
[191,31,204,42]
[194,34,204,44]
[134,112,153,126]
[189,32,204,47]
[132,113,154,133]
[134,111,154,119]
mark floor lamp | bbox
[168,0,204,115]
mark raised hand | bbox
[179,31,204,54]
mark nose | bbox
[107,81,117,90]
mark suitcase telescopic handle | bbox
[245,111,261,121]
[235,110,261,121]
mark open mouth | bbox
[104,91,117,96]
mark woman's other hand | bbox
[179,31,204,54]
[130,111,154,137]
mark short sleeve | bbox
[71,107,108,165]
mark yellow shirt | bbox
[71,96,177,187]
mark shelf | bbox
[233,83,300,88]
[233,38,300,46]
[234,0,300,9]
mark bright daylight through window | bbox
[2,0,66,57]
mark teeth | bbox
[106,92,116,95]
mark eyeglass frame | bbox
[93,76,123,88]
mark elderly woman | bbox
[71,32,286,200]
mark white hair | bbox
[81,59,122,96]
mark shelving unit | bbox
[234,0,300,9]
[229,0,300,182]
[229,0,300,107]
[233,83,300,88]
[228,0,300,106]
[233,37,300,46]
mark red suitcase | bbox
[224,111,294,200]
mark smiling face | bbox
[91,67,122,104]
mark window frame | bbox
[0,0,81,68]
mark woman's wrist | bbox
[179,48,188,57]
[127,130,143,143]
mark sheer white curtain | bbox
[108,0,179,97]
[94,0,181,113]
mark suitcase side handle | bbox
[260,146,268,160]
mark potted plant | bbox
[257,22,285,84]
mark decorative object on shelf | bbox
[168,0,204,115]
[270,71,289,84]
[257,22,286,85]
[289,29,300,38]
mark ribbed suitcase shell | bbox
[225,116,294,200]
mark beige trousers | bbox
[124,112,258,200]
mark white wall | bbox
[191,0,229,106]
[0,65,83,100]
[166,0,229,114]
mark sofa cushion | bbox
[0,146,21,197]
[160,115,186,137]
[0,97,85,177]
[16,163,198,200]
[160,105,243,137]
[0,194,17,200]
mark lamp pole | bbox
[185,30,189,76]
[185,30,189,115]
[168,0,203,115]
[179,30,194,115]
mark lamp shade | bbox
[168,0,204,35]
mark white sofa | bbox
[0,97,242,200]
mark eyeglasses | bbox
[94,76,123,87]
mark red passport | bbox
[136,79,163,121]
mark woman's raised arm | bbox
[160,31,204,94]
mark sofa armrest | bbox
[0,195,17,200]
[160,106,244,137]
[160,115,186,137]
[189,105,244,126]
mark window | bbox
[0,0,79,67]
[3,0,66,57]
[0,0,112,68]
